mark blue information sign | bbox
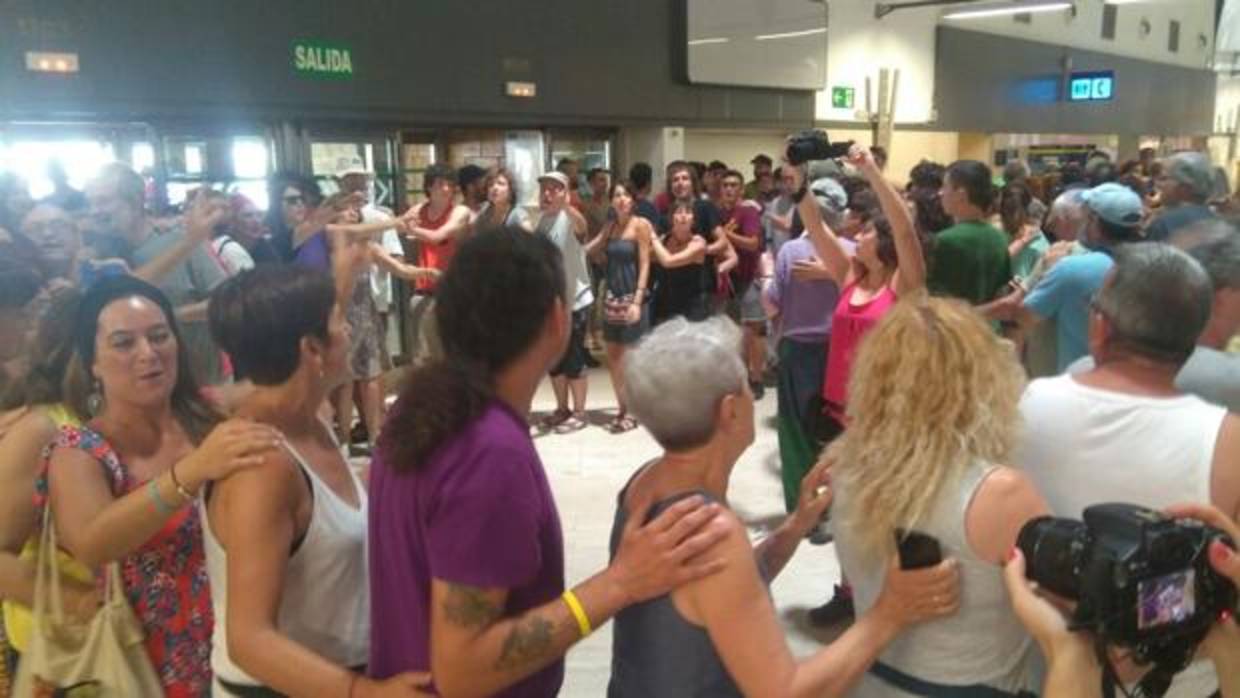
[1068,71,1114,102]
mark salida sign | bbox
[293,40,353,79]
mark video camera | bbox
[1018,503,1237,697]
[785,130,853,166]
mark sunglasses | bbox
[283,195,305,206]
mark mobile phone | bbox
[895,529,942,570]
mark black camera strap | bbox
[1097,640,1178,698]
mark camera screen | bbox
[1137,570,1197,630]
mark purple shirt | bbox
[294,230,331,270]
[765,235,852,343]
[720,203,764,285]
[368,401,566,697]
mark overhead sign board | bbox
[1068,71,1114,102]
[293,40,354,79]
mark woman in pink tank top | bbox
[791,144,928,627]
[793,145,927,424]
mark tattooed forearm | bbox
[494,615,558,672]
[442,583,504,629]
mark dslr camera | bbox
[785,130,853,166]
[1018,503,1237,697]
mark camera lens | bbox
[1017,516,1089,600]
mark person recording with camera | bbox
[1015,243,1240,697]
[1004,502,1240,698]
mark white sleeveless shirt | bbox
[203,441,370,695]
[1016,374,1227,697]
[834,464,1042,696]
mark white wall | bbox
[682,129,790,175]
[682,127,963,185]
[618,126,686,192]
[961,0,1215,70]
[815,0,1218,124]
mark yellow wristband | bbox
[562,589,592,637]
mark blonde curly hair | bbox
[831,296,1025,556]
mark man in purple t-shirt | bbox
[719,169,768,399]
[368,230,727,698]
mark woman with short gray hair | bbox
[607,316,961,698]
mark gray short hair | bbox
[624,316,746,451]
[1172,219,1240,291]
[1096,243,1212,364]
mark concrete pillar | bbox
[1117,133,1141,163]
[617,126,684,193]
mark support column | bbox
[617,126,684,193]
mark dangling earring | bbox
[87,380,104,415]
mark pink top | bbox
[823,281,898,421]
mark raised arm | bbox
[294,193,362,250]
[132,195,224,284]
[846,146,925,295]
[369,242,437,284]
[49,419,279,568]
[406,205,472,245]
[429,497,728,698]
[686,509,960,698]
[790,167,850,286]
[650,235,707,269]
[215,455,430,698]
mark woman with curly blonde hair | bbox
[830,296,1050,697]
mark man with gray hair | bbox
[985,183,1142,373]
[1068,220,1240,412]
[1016,243,1240,697]
[1146,151,1218,242]
[85,163,229,382]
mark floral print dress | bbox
[36,425,213,697]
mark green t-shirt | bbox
[927,220,1013,305]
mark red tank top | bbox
[416,203,457,292]
[823,281,898,421]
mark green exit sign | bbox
[831,86,855,109]
[293,40,354,79]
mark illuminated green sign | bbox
[831,86,855,109]
[293,40,353,79]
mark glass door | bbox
[308,135,398,212]
[0,121,153,206]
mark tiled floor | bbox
[529,367,844,697]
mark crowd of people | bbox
[0,137,1238,698]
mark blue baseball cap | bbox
[1081,182,1143,228]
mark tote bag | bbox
[13,507,162,697]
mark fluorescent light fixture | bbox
[1103,0,1147,4]
[505,81,536,98]
[25,51,78,73]
[687,37,730,46]
[754,27,827,41]
[942,1,1073,20]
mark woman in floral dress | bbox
[39,276,279,696]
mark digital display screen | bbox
[1138,569,1196,629]
[1068,71,1115,102]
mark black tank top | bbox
[606,488,744,698]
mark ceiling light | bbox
[754,27,827,41]
[687,37,729,46]
[1103,0,1148,5]
[942,1,1073,20]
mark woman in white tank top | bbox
[203,264,431,697]
[828,297,1052,697]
